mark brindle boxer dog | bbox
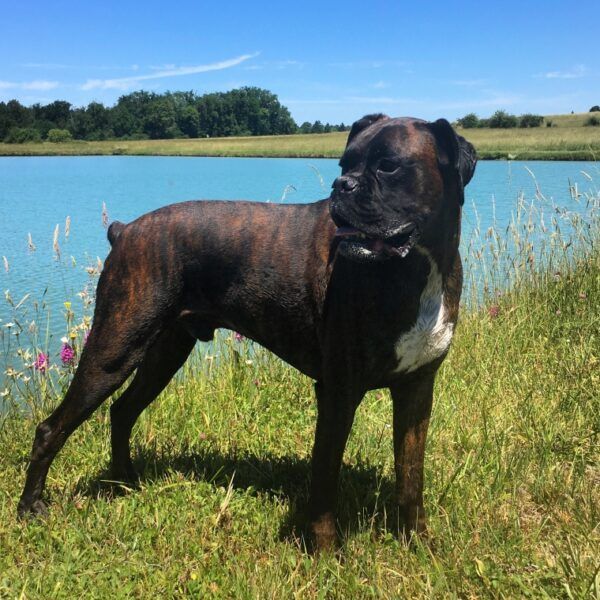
[18,114,476,550]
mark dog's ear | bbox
[456,131,477,186]
[428,119,477,201]
[346,113,390,146]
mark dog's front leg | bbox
[389,372,435,539]
[308,381,362,551]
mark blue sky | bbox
[1,0,598,124]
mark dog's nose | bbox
[333,176,358,193]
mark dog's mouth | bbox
[334,220,420,260]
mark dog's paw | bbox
[111,462,139,486]
[17,498,48,519]
[397,504,429,543]
[310,514,338,554]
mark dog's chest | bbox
[392,250,454,374]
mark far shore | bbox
[1,123,599,161]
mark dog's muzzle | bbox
[330,200,420,262]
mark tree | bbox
[144,99,179,139]
[457,113,479,128]
[311,120,324,134]
[590,105,600,112]
[39,100,71,128]
[85,102,111,139]
[6,99,32,127]
[299,121,312,134]
[47,128,73,142]
[113,91,158,135]
[177,105,200,138]
[68,108,92,139]
[519,114,544,128]
[4,127,40,143]
[3,87,300,141]
[110,105,137,138]
[488,110,518,128]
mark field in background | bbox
[0,112,599,160]
[457,125,600,160]
[545,112,600,127]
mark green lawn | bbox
[1,112,599,160]
[0,249,598,597]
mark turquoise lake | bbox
[0,156,598,379]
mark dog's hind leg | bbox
[110,324,196,482]
[17,347,138,516]
[17,291,172,517]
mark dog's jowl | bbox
[18,115,476,550]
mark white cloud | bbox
[149,64,177,71]
[538,65,587,79]
[372,81,390,89]
[243,59,304,71]
[0,80,59,91]
[81,53,259,90]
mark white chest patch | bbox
[393,248,454,374]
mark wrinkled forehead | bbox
[342,118,434,164]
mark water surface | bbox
[0,156,597,379]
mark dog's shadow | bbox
[74,447,400,544]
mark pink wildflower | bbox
[234,332,244,342]
[60,343,75,365]
[488,305,500,319]
[34,352,48,373]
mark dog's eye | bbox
[377,159,400,174]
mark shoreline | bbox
[0,127,598,161]
[0,149,597,161]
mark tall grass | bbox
[0,173,598,597]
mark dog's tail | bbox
[107,221,126,246]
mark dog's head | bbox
[330,114,476,262]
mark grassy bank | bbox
[0,112,599,160]
[0,252,598,597]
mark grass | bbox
[545,112,600,127]
[0,112,598,160]
[0,252,598,597]
[456,126,600,161]
[0,173,599,597]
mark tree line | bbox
[456,106,600,129]
[455,110,545,129]
[0,87,350,143]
